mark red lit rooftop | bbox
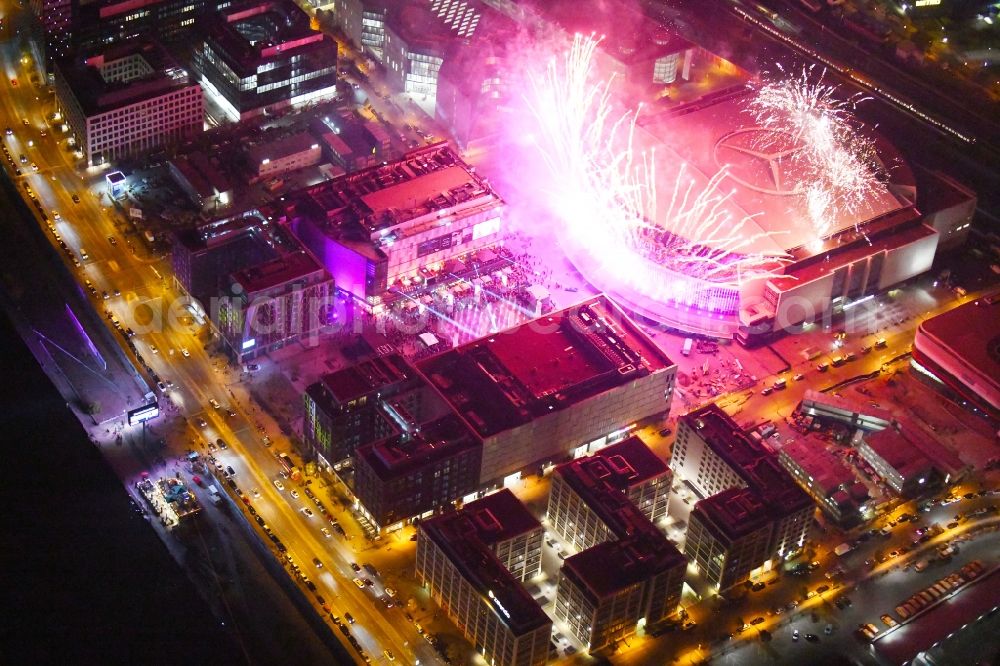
[418,295,673,437]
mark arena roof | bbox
[637,92,916,256]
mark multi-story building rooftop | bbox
[854,420,965,496]
[685,487,773,591]
[671,404,813,588]
[193,0,339,121]
[416,492,551,666]
[72,0,209,53]
[54,40,203,167]
[217,249,333,361]
[547,436,671,552]
[547,437,685,651]
[29,0,72,62]
[286,143,504,306]
[172,209,283,305]
[353,413,482,529]
[303,353,418,467]
[419,295,676,486]
[913,291,1000,420]
[778,439,865,525]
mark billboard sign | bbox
[127,401,159,426]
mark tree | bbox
[84,400,101,415]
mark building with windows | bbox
[547,436,670,552]
[28,0,72,62]
[246,132,323,183]
[72,0,208,53]
[854,420,965,496]
[285,143,504,307]
[416,494,551,666]
[172,209,281,305]
[216,249,333,361]
[684,487,773,591]
[547,439,685,652]
[54,40,203,167]
[193,0,338,121]
[778,439,866,525]
[303,353,422,467]
[420,295,676,487]
[671,404,813,588]
[382,5,448,103]
[426,489,543,582]
[353,414,482,530]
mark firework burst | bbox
[748,64,884,243]
[525,34,788,305]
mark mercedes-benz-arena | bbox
[556,89,937,344]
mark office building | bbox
[172,209,281,305]
[684,488,773,591]
[671,404,813,588]
[546,437,684,651]
[72,0,209,53]
[216,250,334,361]
[246,132,323,183]
[854,420,965,496]
[426,489,543,582]
[353,414,482,530]
[286,143,504,306]
[193,0,338,121]
[547,436,670,551]
[913,291,1000,419]
[420,295,676,486]
[28,0,72,62]
[417,498,551,666]
[303,353,421,467]
[778,439,866,524]
[54,40,203,167]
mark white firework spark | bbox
[748,64,884,242]
[525,34,788,293]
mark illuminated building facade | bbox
[420,295,676,486]
[217,250,333,361]
[548,439,685,652]
[54,40,203,167]
[28,0,72,62]
[672,405,813,587]
[193,0,338,121]
[416,496,551,666]
[684,488,773,591]
[72,0,208,53]
[286,143,504,307]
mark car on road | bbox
[181,347,190,357]
[196,417,208,428]
[353,578,365,588]
[216,438,227,449]
[209,398,221,409]
[290,490,300,499]
[383,650,395,662]
[824,624,834,635]
[881,614,897,627]
[363,578,374,587]
[385,587,397,597]
[750,617,765,625]
[792,629,800,641]
[273,479,285,491]
[320,527,332,538]
[252,488,261,498]
[345,612,355,624]
[301,507,314,517]
[805,633,819,642]
[72,194,81,203]
[5,127,12,135]
[19,154,26,164]
[226,409,236,417]
[351,562,361,572]
[149,343,158,354]
[30,162,38,172]
[312,557,323,568]
[793,373,805,381]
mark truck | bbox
[834,542,854,556]
[682,338,693,356]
